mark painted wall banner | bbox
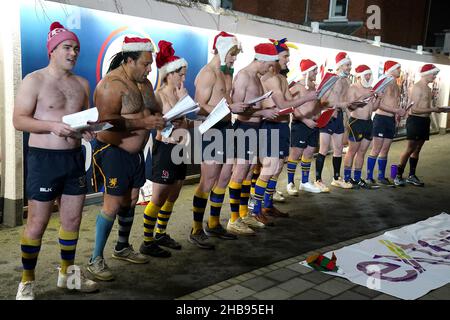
[19,0,210,193]
[301,213,450,300]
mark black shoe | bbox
[357,179,373,190]
[139,242,172,258]
[347,178,360,189]
[204,223,238,240]
[406,175,425,187]
[155,233,182,250]
[377,177,395,188]
[394,175,406,187]
[188,230,215,250]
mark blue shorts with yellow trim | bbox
[92,140,145,196]
[348,117,373,142]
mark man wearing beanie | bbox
[394,64,446,187]
[13,22,98,300]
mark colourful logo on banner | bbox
[96,27,161,89]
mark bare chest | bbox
[36,78,85,115]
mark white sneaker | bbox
[58,267,99,293]
[299,182,322,193]
[241,214,265,229]
[273,191,286,202]
[248,195,256,211]
[16,281,35,300]
[286,182,299,196]
[314,181,330,193]
[227,218,256,236]
[331,177,353,189]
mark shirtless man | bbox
[343,65,381,189]
[13,22,98,300]
[226,43,282,234]
[366,60,406,187]
[87,37,166,281]
[287,59,325,195]
[258,40,317,220]
[315,52,354,191]
[189,32,247,249]
[142,40,189,254]
[394,64,444,187]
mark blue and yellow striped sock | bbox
[155,201,175,235]
[354,168,362,182]
[378,157,388,179]
[20,236,41,282]
[92,211,115,260]
[228,181,242,222]
[253,178,268,215]
[367,156,377,180]
[287,160,299,185]
[301,157,312,184]
[192,190,209,235]
[209,187,225,228]
[250,168,261,196]
[144,202,161,245]
[239,180,251,218]
[116,207,134,251]
[59,228,78,275]
[264,178,278,209]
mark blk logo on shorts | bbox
[40,187,53,193]
[162,170,170,179]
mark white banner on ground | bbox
[301,213,450,300]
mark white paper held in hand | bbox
[246,91,273,105]
[163,95,199,122]
[62,107,113,132]
[198,98,230,134]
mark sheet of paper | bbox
[161,123,174,139]
[246,91,273,105]
[198,98,230,134]
[62,107,114,133]
[163,95,199,122]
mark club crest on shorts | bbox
[108,178,118,188]
[162,170,170,179]
[78,176,86,188]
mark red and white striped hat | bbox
[384,60,401,74]
[254,43,279,62]
[420,64,440,76]
[122,36,154,53]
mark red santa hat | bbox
[47,22,80,57]
[254,43,279,62]
[335,52,351,69]
[122,36,154,53]
[355,65,372,76]
[384,60,401,74]
[420,64,440,76]
[300,59,318,89]
[355,65,373,88]
[156,40,188,80]
[213,31,240,66]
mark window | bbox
[329,0,348,19]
